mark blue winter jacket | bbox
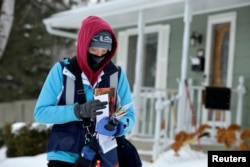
[33,60,135,163]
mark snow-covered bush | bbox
[3,122,51,157]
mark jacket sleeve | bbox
[116,68,135,136]
[33,62,79,124]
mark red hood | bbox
[76,16,118,86]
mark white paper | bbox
[95,94,109,122]
[94,94,117,153]
[98,135,117,154]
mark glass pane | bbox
[126,33,158,90]
[127,35,137,91]
[143,33,158,87]
[221,32,229,86]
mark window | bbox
[117,25,170,90]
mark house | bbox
[43,0,250,161]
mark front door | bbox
[202,12,236,136]
[207,23,230,127]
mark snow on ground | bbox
[0,122,207,166]
[0,145,207,167]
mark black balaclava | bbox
[87,52,108,72]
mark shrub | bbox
[3,122,51,157]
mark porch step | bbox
[129,136,155,162]
[129,135,172,162]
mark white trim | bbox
[204,12,237,87]
[156,25,171,89]
[117,24,170,89]
[117,31,128,71]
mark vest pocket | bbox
[54,131,75,150]
[47,121,85,154]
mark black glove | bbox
[74,100,107,119]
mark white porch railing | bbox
[130,76,246,161]
[129,87,178,161]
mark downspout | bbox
[176,0,192,132]
[132,10,145,136]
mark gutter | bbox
[43,21,77,39]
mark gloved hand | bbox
[96,117,125,136]
[74,100,108,119]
